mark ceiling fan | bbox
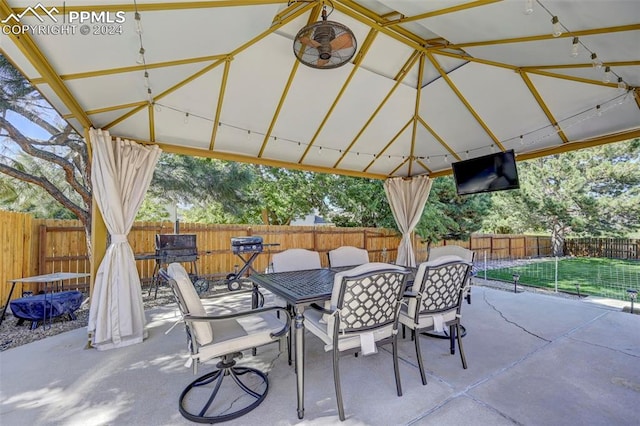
[293,3,357,69]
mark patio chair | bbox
[163,263,290,423]
[304,263,410,421]
[428,245,475,304]
[399,256,472,385]
[271,248,321,272]
[328,246,370,268]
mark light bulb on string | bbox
[154,103,161,112]
[184,112,189,124]
[596,105,602,116]
[617,77,628,91]
[443,155,449,164]
[519,135,525,146]
[524,0,534,15]
[318,146,322,155]
[136,47,145,64]
[146,88,152,103]
[591,53,603,70]
[570,37,579,57]
[551,16,562,37]
[247,130,251,140]
[134,11,143,34]
[603,66,612,83]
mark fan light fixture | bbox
[293,4,357,69]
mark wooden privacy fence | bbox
[565,237,640,260]
[0,210,570,305]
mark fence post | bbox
[483,250,487,280]
[554,256,558,293]
[38,224,47,275]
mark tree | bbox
[482,139,640,256]
[243,167,333,225]
[0,55,92,249]
[417,176,492,243]
[327,177,395,228]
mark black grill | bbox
[231,236,263,254]
[155,234,198,263]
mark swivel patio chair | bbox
[304,262,410,421]
[328,246,370,268]
[164,263,290,423]
[399,256,472,385]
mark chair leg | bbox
[449,324,456,355]
[178,356,269,423]
[414,330,427,385]
[392,336,403,396]
[332,347,346,421]
[456,323,468,369]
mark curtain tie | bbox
[111,234,128,244]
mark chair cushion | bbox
[398,304,459,330]
[272,249,321,272]
[196,311,286,362]
[328,246,369,268]
[167,263,213,345]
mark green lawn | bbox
[483,257,640,300]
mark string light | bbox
[134,11,143,34]
[551,16,562,37]
[603,66,612,83]
[570,37,579,57]
[184,112,189,124]
[524,0,534,15]
[136,47,145,64]
[591,53,603,70]
[617,77,628,91]
[149,90,631,167]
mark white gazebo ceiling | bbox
[1,0,639,179]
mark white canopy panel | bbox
[1,0,638,179]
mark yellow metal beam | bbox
[11,1,286,14]
[0,0,91,128]
[427,52,506,151]
[381,0,503,27]
[448,24,640,49]
[520,60,640,71]
[148,103,155,142]
[45,55,228,82]
[258,4,322,158]
[152,141,390,180]
[333,51,420,169]
[363,117,413,173]
[209,58,232,151]
[408,54,426,176]
[516,129,640,161]
[83,101,148,116]
[298,28,379,164]
[105,0,313,130]
[417,116,461,161]
[519,71,569,143]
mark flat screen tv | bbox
[452,149,520,195]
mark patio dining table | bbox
[249,265,414,419]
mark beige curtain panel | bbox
[384,175,432,267]
[87,128,162,350]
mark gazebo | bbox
[1,0,638,349]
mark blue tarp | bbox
[10,291,83,328]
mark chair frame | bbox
[307,267,409,421]
[162,268,290,423]
[401,258,472,385]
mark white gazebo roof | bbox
[1,0,639,178]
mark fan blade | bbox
[317,58,329,67]
[300,36,321,48]
[330,33,353,51]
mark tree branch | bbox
[0,162,89,225]
[0,116,92,206]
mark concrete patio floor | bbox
[1,285,639,425]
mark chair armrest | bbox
[308,302,334,315]
[403,290,418,298]
[185,306,291,339]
